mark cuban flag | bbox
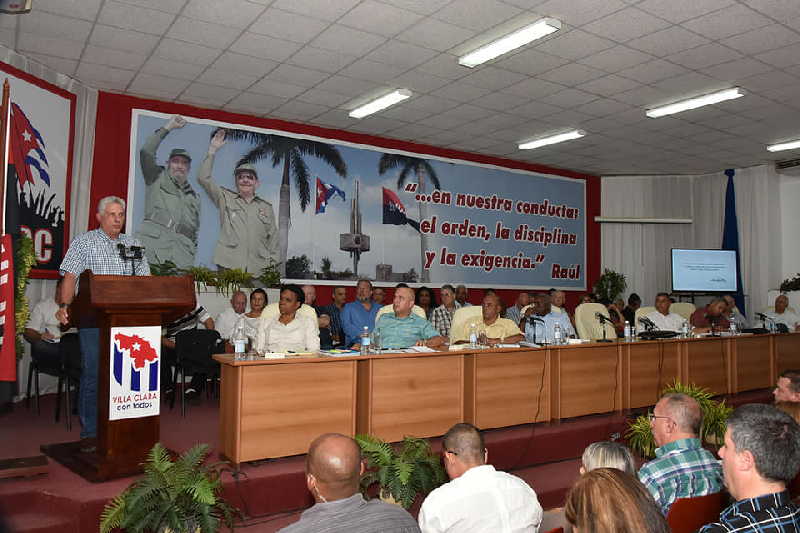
[315,177,346,214]
[113,333,159,392]
[9,102,50,187]
[382,187,420,232]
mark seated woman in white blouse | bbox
[254,284,320,353]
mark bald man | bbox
[419,423,542,532]
[450,293,524,345]
[279,433,420,533]
[369,287,446,350]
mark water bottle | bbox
[681,320,690,338]
[623,321,632,342]
[553,323,563,345]
[468,322,479,348]
[360,326,371,355]
[729,313,737,335]
[232,320,247,356]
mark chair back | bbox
[449,305,484,343]
[666,492,726,533]
[175,329,224,373]
[671,302,696,321]
[575,303,616,340]
[261,302,317,321]
[634,306,656,327]
[376,303,426,320]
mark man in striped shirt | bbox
[699,404,800,533]
[638,393,723,514]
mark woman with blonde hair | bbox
[565,468,669,533]
[580,441,636,475]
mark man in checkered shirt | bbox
[699,404,800,533]
[56,196,150,444]
[638,392,723,514]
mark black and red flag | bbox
[382,187,419,232]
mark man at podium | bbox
[56,196,151,443]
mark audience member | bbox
[372,287,386,306]
[302,285,333,349]
[215,290,247,341]
[581,441,636,476]
[451,293,524,346]
[418,423,542,532]
[342,280,379,347]
[699,404,800,532]
[505,291,531,325]
[622,293,641,324]
[240,289,267,343]
[550,289,567,314]
[774,369,800,403]
[431,284,461,338]
[638,393,723,514]
[521,292,575,344]
[565,468,669,533]
[24,278,66,373]
[776,401,800,424]
[162,303,215,400]
[580,293,596,304]
[690,297,731,333]
[645,292,684,332]
[455,284,471,307]
[255,285,320,353]
[766,294,800,331]
[415,286,437,321]
[723,294,748,330]
[371,287,445,350]
[321,286,347,346]
[605,298,625,336]
[278,433,420,533]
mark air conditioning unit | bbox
[776,159,800,177]
[0,0,31,14]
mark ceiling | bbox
[2,0,800,176]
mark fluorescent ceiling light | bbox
[646,87,745,118]
[459,18,561,68]
[518,130,585,150]
[767,139,800,152]
[349,89,412,119]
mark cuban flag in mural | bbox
[315,177,346,214]
[108,326,161,421]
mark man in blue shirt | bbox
[341,279,380,347]
[521,293,575,344]
[370,287,446,350]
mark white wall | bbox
[780,174,800,282]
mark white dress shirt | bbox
[26,299,62,339]
[767,310,800,330]
[255,315,320,353]
[645,310,685,332]
[418,464,542,533]
[215,307,244,340]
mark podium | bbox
[42,271,195,482]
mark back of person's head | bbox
[306,433,363,502]
[565,468,669,533]
[628,293,641,306]
[660,392,702,435]
[581,442,636,476]
[780,369,800,394]
[442,423,485,467]
[727,403,800,484]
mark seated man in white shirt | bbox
[255,284,320,353]
[521,292,575,344]
[24,279,66,373]
[418,423,543,533]
[645,292,685,332]
[215,290,247,342]
[767,294,800,331]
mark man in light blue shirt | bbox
[341,279,380,347]
[371,287,446,350]
[521,293,575,344]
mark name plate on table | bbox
[108,326,161,421]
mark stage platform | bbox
[0,388,773,533]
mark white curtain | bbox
[601,165,780,318]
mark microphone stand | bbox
[595,313,613,343]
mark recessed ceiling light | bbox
[518,130,585,150]
[349,89,412,119]
[645,87,745,118]
[458,18,562,68]
[767,139,800,152]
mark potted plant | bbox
[780,274,800,292]
[100,443,238,533]
[626,380,733,459]
[593,268,627,302]
[182,265,218,293]
[355,434,446,509]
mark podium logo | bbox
[113,333,159,392]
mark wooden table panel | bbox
[734,336,772,392]
[557,344,620,418]
[627,342,679,409]
[473,350,549,429]
[685,339,728,395]
[239,361,356,461]
[366,356,463,442]
[775,334,800,377]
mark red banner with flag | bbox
[0,234,15,382]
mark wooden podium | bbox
[42,271,195,482]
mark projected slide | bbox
[671,249,737,292]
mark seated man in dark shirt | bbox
[622,293,641,324]
[699,404,800,532]
[302,285,333,349]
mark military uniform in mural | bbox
[199,159,279,275]
[137,123,200,268]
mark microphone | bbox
[755,312,769,321]
[117,242,145,275]
[595,312,613,325]
[529,316,545,323]
[638,316,657,331]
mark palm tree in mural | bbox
[225,131,347,276]
[378,154,441,283]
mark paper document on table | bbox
[408,346,436,352]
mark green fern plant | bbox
[593,268,627,302]
[99,443,238,533]
[182,266,218,293]
[256,261,282,288]
[355,434,446,509]
[215,268,254,297]
[625,380,733,459]
[150,260,181,277]
[13,235,35,359]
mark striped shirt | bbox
[431,303,460,338]
[279,493,420,533]
[60,229,150,277]
[375,313,440,349]
[163,306,211,341]
[321,303,344,344]
[639,437,723,515]
[699,491,800,532]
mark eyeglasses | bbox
[647,413,672,422]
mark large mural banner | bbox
[1,61,75,277]
[128,109,585,290]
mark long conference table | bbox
[212,333,800,467]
